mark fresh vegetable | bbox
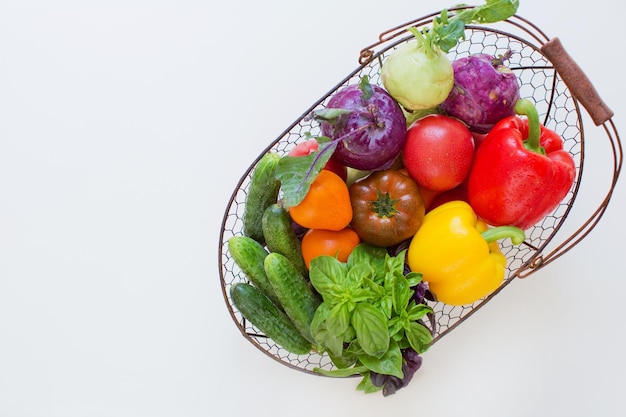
[242,152,281,243]
[402,114,475,191]
[407,200,526,305]
[367,348,423,396]
[428,183,469,212]
[467,98,577,230]
[381,0,520,111]
[227,236,281,307]
[349,169,425,247]
[288,138,348,182]
[381,27,454,111]
[315,76,407,171]
[441,51,520,133]
[261,203,308,276]
[288,170,353,231]
[300,227,361,270]
[264,252,322,343]
[230,282,312,355]
[309,243,433,396]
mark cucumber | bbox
[230,282,312,355]
[242,152,281,244]
[264,252,321,344]
[261,203,308,277]
[228,236,281,307]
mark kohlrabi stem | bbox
[481,226,526,245]
[514,98,545,155]
[408,27,435,59]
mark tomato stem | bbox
[370,190,399,218]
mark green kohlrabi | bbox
[381,0,520,112]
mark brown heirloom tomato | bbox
[348,169,425,247]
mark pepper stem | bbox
[514,98,546,156]
[481,226,526,245]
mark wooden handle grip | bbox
[540,37,613,126]
[541,38,613,126]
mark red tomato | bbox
[288,139,348,182]
[402,114,474,191]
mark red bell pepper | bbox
[467,99,576,230]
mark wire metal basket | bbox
[218,9,623,375]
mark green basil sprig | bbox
[309,243,433,389]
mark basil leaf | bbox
[392,272,411,315]
[352,303,389,358]
[407,302,433,321]
[310,302,331,338]
[406,271,423,287]
[328,350,358,370]
[314,365,369,378]
[309,255,347,299]
[345,262,375,293]
[326,302,352,338]
[405,322,433,354]
[347,244,387,274]
[356,372,383,394]
[357,340,403,379]
[385,250,406,275]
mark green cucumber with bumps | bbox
[242,152,281,244]
[264,252,321,343]
[228,235,281,307]
[261,203,308,277]
[230,282,312,355]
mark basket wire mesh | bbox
[218,11,623,375]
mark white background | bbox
[1,0,625,416]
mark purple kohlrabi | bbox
[440,51,520,134]
[316,77,407,171]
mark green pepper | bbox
[407,200,525,306]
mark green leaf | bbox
[431,10,466,53]
[405,322,433,354]
[419,0,519,54]
[385,250,406,275]
[352,303,389,358]
[328,350,358,369]
[314,365,369,378]
[274,140,338,208]
[359,75,374,100]
[391,272,411,316]
[407,302,433,321]
[310,302,331,337]
[454,0,519,24]
[387,316,404,339]
[309,255,347,299]
[326,301,352,338]
[347,243,387,273]
[358,339,404,379]
[345,262,376,294]
[356,372,383,394]
[406,271,423,287]
[311,108,352,125]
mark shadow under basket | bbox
[218,9,623,375]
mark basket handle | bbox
[540,37,614,126]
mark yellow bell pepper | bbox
[407,200,525,306]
